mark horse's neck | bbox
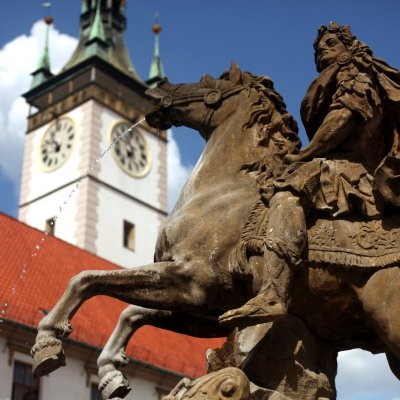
[201,117,264,174]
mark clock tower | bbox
[19,0,168,268]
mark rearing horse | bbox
[31,64,400,400]
[30,63,299,390]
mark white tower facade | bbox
[19,1,168,268]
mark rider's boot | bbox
[218,250,292,328]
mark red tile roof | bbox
[0,213,225,377]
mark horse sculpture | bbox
[31,63,400,400]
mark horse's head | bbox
[146,63,247,138]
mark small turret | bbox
[30,3,54,89]
[62,0,139,79]
[147,14,165,88]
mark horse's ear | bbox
[201,74,216,88]
[229,62,242,84]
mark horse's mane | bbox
[219,70,301,149]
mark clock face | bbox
[39,118,76,172]
[110,122,152,178]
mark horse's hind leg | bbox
[97,305,226,400]
[98,305,173,400]
[32,261,217,378]
[362,267,400,373]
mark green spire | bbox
[147,15,165,88]
[62,0,140,80]
[30,6,54,88]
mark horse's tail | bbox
[228,200,269,278]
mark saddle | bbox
[231,200,400,274]
[307,214,400,269]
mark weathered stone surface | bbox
[164,367,250,400]
[208,316,336,400]
[31,23,400,400]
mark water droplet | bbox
[11,288,16,296]
[32,253,37,257]
[41,237,45,242]
[35,245,40,250]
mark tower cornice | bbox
[23,56,166,141]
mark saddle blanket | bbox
[307,214,400,269]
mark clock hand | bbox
[126,144,135,158]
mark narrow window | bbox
[123,220,135,251]
[11,361,39,400]
[45,217,56,236]
[90,383,101,400]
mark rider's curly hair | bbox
[313,22,372,72]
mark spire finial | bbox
[63,0,140,80]
[30,2,54,88]
[147,13,165,87]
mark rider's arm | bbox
[285,108,356,163]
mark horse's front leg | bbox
[32,261,217,377]
[97,305,173,400]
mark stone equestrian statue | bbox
[31,23,400,400]
[219,22,400,328]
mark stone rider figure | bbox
[219,22,400,327]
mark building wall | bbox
[18,183,81,244]
[0,336,174,400]
[18,99,167,266]
[19,106,84,209]
[94,184,160,267]
[96,105,166,213]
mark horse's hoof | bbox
[99,370,131,400]
[31,337,66,378]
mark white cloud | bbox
[0,20,77,187]
[167,129,193,211]
[337,349,400,400]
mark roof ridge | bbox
[0,213,123,269]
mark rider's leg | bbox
[219,191,307,327]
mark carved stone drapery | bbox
[163,367,250,400]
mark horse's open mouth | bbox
[145,105,173,130]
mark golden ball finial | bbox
[44,15,53,25]
[152,23,162,34]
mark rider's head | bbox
[313,22,371,72]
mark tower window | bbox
[123,221,135,251]
[12,361,40,400]
[45,217,56,236]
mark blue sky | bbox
[1,1,400,399]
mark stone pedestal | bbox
[207,315,337,400]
